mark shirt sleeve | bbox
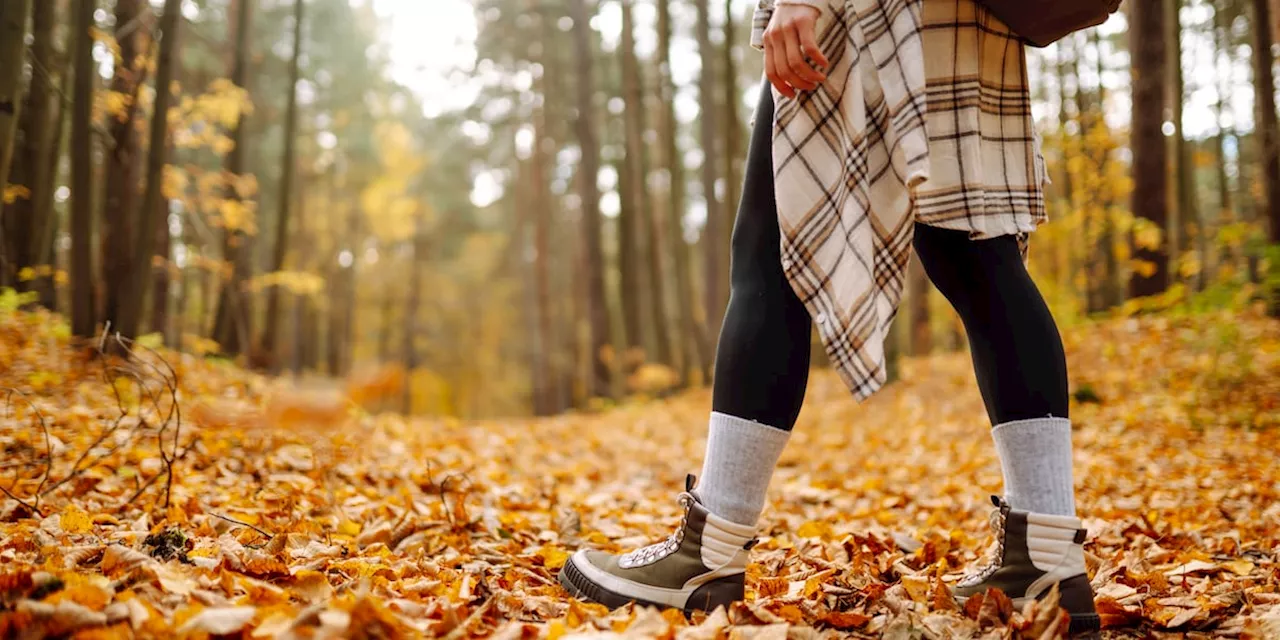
[750,0,773,50]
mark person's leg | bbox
[914,224,1097,634]
[911,224,1068,424]
[711,90,812,430]
[912,223,1074,516]
[697,88,813,528]
[560,87,809,614]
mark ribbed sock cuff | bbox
[991,417,1077,517]
[696,412,791,526]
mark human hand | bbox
[762,4,830,99]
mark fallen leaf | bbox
[176,606,256,635]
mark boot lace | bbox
[958,508,1006,588]
[617,492,694,569]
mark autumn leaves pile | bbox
[0,304,1278,638]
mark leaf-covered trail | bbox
[1,308,1278,638]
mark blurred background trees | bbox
[1,0,1278,418]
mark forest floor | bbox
[0,303,1279,639]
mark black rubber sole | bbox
[1068,612,1102,637]
[558,556,746,614]
[557,557,674,612]
[563,558,1101,635]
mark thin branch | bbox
[40,339,148,497]
[109,333,183,508]
[0,485,44,518]
[46,333,182,510]
[117,436,199,512]
[210,513,273,540]
[3,388,53,513]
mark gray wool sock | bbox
[696,412,791,526]
[991,417,1077,517]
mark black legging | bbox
[711,88,1069,430]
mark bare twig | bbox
[210,513,274,540]
[116,437,199,513]
[0,485,44,518]
[121,334,183,509]
[3,388,52,514]
[106,333,182,501]
[46,332,184,515]
[39,343,154,497]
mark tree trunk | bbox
[1254,0,1280,249]
[529,48,560,414]
[721,0,743,253]
[0,0,32,206]
[656,0,707,385]
[70,0,98,338]
[1129,0,1171,298]
[1168,0,1199,287]
[377,290,395,364]
[1055,36,1075,204]
[329,198,359,376]
[1091,28,1123,311]
[34,19,71,312]
[262,0,303,370]
[908,259,931,355]
[514,156,543,414]
[568,0,613,399]
[621,0,672,368]
[117,0,180,341]
[171,229,187,351]
[115,0,177,340]
[3,0,53,290]
[884,315,902,384]
[293,172,318,374]
[617,155,644,354]
[150,172,171,338]
[212,0,253,355]
[102,0,149,332]
[695,0,725,349]
[620,0,665,365]
[402,233,426,414]
[1214,2,1234,223]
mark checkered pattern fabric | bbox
[750,0,1047,400]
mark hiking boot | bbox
[953,496,1100,635]
[558,475,758,613]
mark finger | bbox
[799,23,829,71]
[787,25,826,84]
[764,41,795,98]
[782,29,821,90]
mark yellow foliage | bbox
[216,199,257,235]
[360,121,433,242]
[161,165,188,200]
[171,79,253,151]
[231,174,259,199]
[1133,219,1164,251]
[104,91,133,122]
[3,184,31,204]
[245,271,326,297]
[1131,259,1159,279]
[59,505,93,534]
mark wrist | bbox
[774,0,825,14]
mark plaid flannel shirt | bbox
[751,0,1047,401]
